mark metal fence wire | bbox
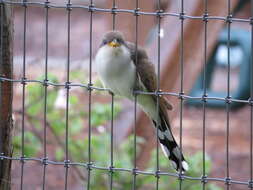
[0,0,253,189]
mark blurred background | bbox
[9,0,252,189]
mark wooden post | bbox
[0,3,13,190]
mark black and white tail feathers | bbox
[153,112,189,173]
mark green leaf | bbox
[69,95,78,105]
[31,118,42,129]
[12,131,41,157]
[50,120,65,136]
[90,102,122,127]
[55,148,64,161]
[37,73,59,83]
[47,73,59,83]
[27,83,43,101]
[69,118,83,135]
[47,89,58,110]
[93,78,103,88]
[207,183,223,190]
[69,70,86,82]
[27,101,43,116]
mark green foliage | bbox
[13,72,122,159]
[26,74,58,120]
[87,134,145,190]
[12,131,41,157]
[91,102,121,127]
[69,70,87,83]
[78,132,222,190]
[93,77,104,89]
[147,151,222,190]
[13,72,221,190]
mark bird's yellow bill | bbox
[108,41,120,47]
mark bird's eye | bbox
[102,40,107,45]
[117,38,123,44]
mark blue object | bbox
[187,28,251,109]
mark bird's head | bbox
[101,31,125,48]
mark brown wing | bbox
[126,42,173,111]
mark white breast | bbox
[95,45,136,98]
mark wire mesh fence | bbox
[0,0,253,190]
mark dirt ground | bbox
[8,5,252,190]
[180,106,252,190]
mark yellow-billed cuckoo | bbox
[95,31,188,172]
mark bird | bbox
[95,31,188,172]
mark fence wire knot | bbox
[179,12,185,20]
[154,170,160,179]
[226,14,233,23]
[0,153,4,160]
[88,4,95,12]
[0,75,5,82]
[225,177,231,185]
[202,94,208,102]
[64,160,70,168]
[108,166,114,174]
[250,17,253,25]
[178,173,185,181]
[21,77,27,85]
[156,9,163,18]
[202,13,209,22]
[66,2,72,11]
[22,0,27,8]
[155,89,162,97]
[178,92,185,100]
[134,8,140,16]
[111,6,117,15]
[132,168,138,176]
[65,81,71,89]
[43,79,49,87]
[201,175,208,184]
[42,157,48,166]
[248,98,253,106]
[87,82,93,91]
[225,96,232,104]
[248,180,253,188]
[44,0,50,8]
[86,162,93,171]
[20,156,26,164]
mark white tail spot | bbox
[182,161,189,171]
[160,144,170,157]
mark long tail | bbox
[152,112,189,172]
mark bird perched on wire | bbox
[95,31,188,172]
